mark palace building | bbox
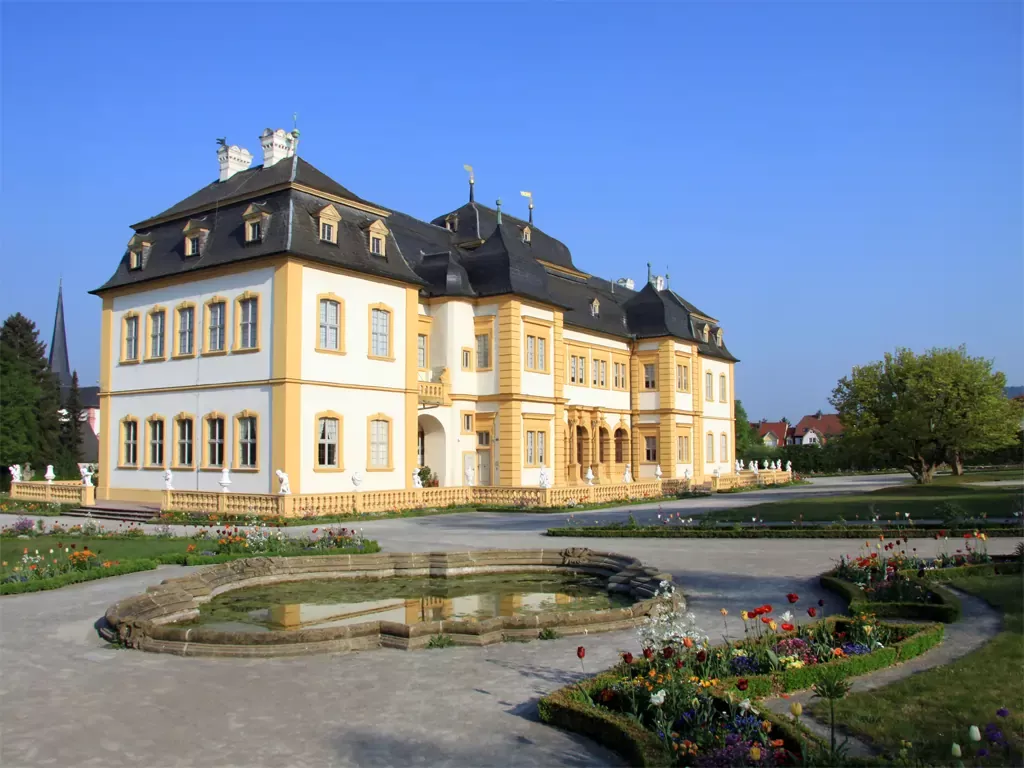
[92,127,738,502]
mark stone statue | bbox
[712,467,720,478]
[80,465,93,487]
[623,464,633,483]
[753,463,760,477]
[786,460,792,473]
[748,460,756,472]
[464,462,475,487]
[538,465,553,489]
[276,469,292,495]
[163,468,174,491]
[761,459,769,470]
[8,465,22,483]
[352,470,364,489]
[683,467,691,481]
[776,460,782,471]
[655,464,663,479]
[218,467,232,493]
[585,466,595,486]
[412,470,423,489]
[44,465,55,484]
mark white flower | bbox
[739,698,751,712]
[780,611,793,623]
[650,689,666,706]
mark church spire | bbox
[48,279,73,393]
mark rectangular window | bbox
[463,413,473,433]
[123,421,138,466]
[208,417,225,467]
[599,360,607,387]
[462,348,472,370]
[129,251,142,270]
[148,419,164,466]
[177,418,193,467]
[371,236,382,255]
[476,431,490,447]
[676,365,684,391]
[720,433,728,462]
[592,359,599,386]
[177,307,194,356]
[720,374,727,402]
[706,371,714,401]
[613,363,620,389]
[475,333,490,369]
[319,299,340,351]
[677,436,683,462]
[321,222,333,242]
[644,363,656,390]
[683,435,690,462]
[570,355,577,383]
[188,236,200,256]
[208,302,226,352]
[417,334,427,368]
[371,308,390,357]
[239,298,258,349]
[248,221,261,242]
[706,433,715,462]
[370,419,389,467]
[537,338,546,372]
[682,365,689,392]
[149,311,165,358]
[537,431,546,465]
[125,316,139,360]
[318,417,339,468]
[644,436,657,462]
[238,416,257,468]
[526,431,535,465]
[526,336,535,369]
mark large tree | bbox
[830,346,1019,483]
[733,399,759,458]
[0,313,61,485]
[56,371,83,478]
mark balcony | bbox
[418,367,450,407]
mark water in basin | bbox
[186,572,631,632]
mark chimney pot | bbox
[261,128,295,168]
[218,144,253,182]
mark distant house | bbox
[753,420,791,448]
[789,412,843,446]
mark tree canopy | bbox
[829,346,1019,483]
[733,399,759,457]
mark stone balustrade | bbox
[9,481,96,506]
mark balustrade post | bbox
[354,491,364,513]
[217,494,227,515]
[161,490,172,510]
[44,484,52,503]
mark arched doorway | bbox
[575,424,591,483]
[598,426,611,481]
[417,413,446,486]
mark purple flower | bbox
[977,748,989,758]
[996,708,1010,718]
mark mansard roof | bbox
[460,221,563,307]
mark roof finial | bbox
[289,113,301,156]
[463,164,475,203]
[665,265,670,288]
[495,197,502,225]
[520,190,533,225]
[646,262,652,284]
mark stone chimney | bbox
[218,144,253,182]
[260,128,295,168]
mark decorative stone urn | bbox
[44,465,55,484]
[218,468,232,493]
[584,467,595,486]
[654,464,663,480]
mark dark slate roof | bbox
[139,156,370,226]
[460,221,564,307]
[79,386,100,409]
[48,282,73,391]
[546,272,635,338]
[624,283,738,362]
[430,202,577,271]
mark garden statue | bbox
[80,465,93,487]
[655,464,663,479]
[464,462,475,487]
[712,467,720,478]
[276,469,291,495]
[8,465,22,483]
[218,467,232,493]
[163,468,174,491]
[585,466,595,486]
[44,465,55,484]
[748,460,756,472]
[683,467,691,481]
[761,459,769,470]
[786,460,792,473]
[753,463,759,477]
[412,470,423,489]
[352,471,364,489]
[538,465,553,489]
[623,464,633,483]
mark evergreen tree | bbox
[0,313,60,485]
[733,399,759,457]
[56,371,83,478]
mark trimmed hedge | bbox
[545,526,1023,539]
[0,559,159,595]
[819,573,962,623]
[911,560,1022,582]
[538,669,815,768]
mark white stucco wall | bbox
[700,357,732,421]
[702,414,734,478]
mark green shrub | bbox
[426,634,455,649]
[0,559,159,594]
[821,573,962,623]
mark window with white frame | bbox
[149,311,165,358]
[475,332,489,369]
[208,302,226,352]
[321,222,334,242]
[123,420,138,465]
[207,417,225,467]
[644,436,657,462]
[417,334,427,368]
[319,299,340,350]
[719,374,727,401]
[537,338,546,372]
[177,417,193,467]
[371,308,390,357]
[187,236,201,256]
[537,431,546,465]
[177,307,194,356]
[129,250,142,270]
[526,430,535,465]
[370,236,382,255]
[238,416,257,468]
[463,413,473,433]
[720,433,728,463]
[526,336,535,370]
[125,316,139,361]
[462,349,471,370]
[706,432,714,462]
[148,419,164,466]
[369,419,389,467]
[239,298,258,349]
[644,363,656,390]
[705,371,714,401]
[248,221,262,242]
[318,417,339,468]
[592,359,599,386]
[599,360,607,387]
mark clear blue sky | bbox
[2,2,1020,421]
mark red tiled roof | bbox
[793,413,844,440]
[757,421,790,443]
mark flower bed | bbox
[544,525,1023,539]
[537,586,942,766]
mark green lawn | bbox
[813,574,1024,764]
[710,483,1022,523]
[2,536,193,575]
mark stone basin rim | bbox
[102,548,681,657]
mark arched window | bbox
[706,432,715,462]
[720,433,728,464]
[614,429,627,463]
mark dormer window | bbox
[702,324,710,343]
[364,219,389,258]
[522,225,532,244]
[126,234,151,271]
[129,250,142,270]
[590,298,600,317]
[445,214,458,232]
[182,220,209,257]
[242,203,270,244]
[316,204,341,245]
[715,329,723,346]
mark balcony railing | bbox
[418,367,450,406]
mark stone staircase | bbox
[66,502,160,524]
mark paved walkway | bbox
[1,475,1021,768]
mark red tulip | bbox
[577,646,586,660]
[622,652,634,664]
[807,607,817,618]
[696,650,707,663]
[737,679,749,691]
[761,616,771,624]
[781,623,795,632]
[786,593,799,604]
[674,658,684,670]
[643,648,654,660]
[663,646,675,659]
[762,604,773,614]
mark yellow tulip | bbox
[769,621,778,631]
[790,702,803,717]
[749,746,761,761]
[741,611,749,621]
